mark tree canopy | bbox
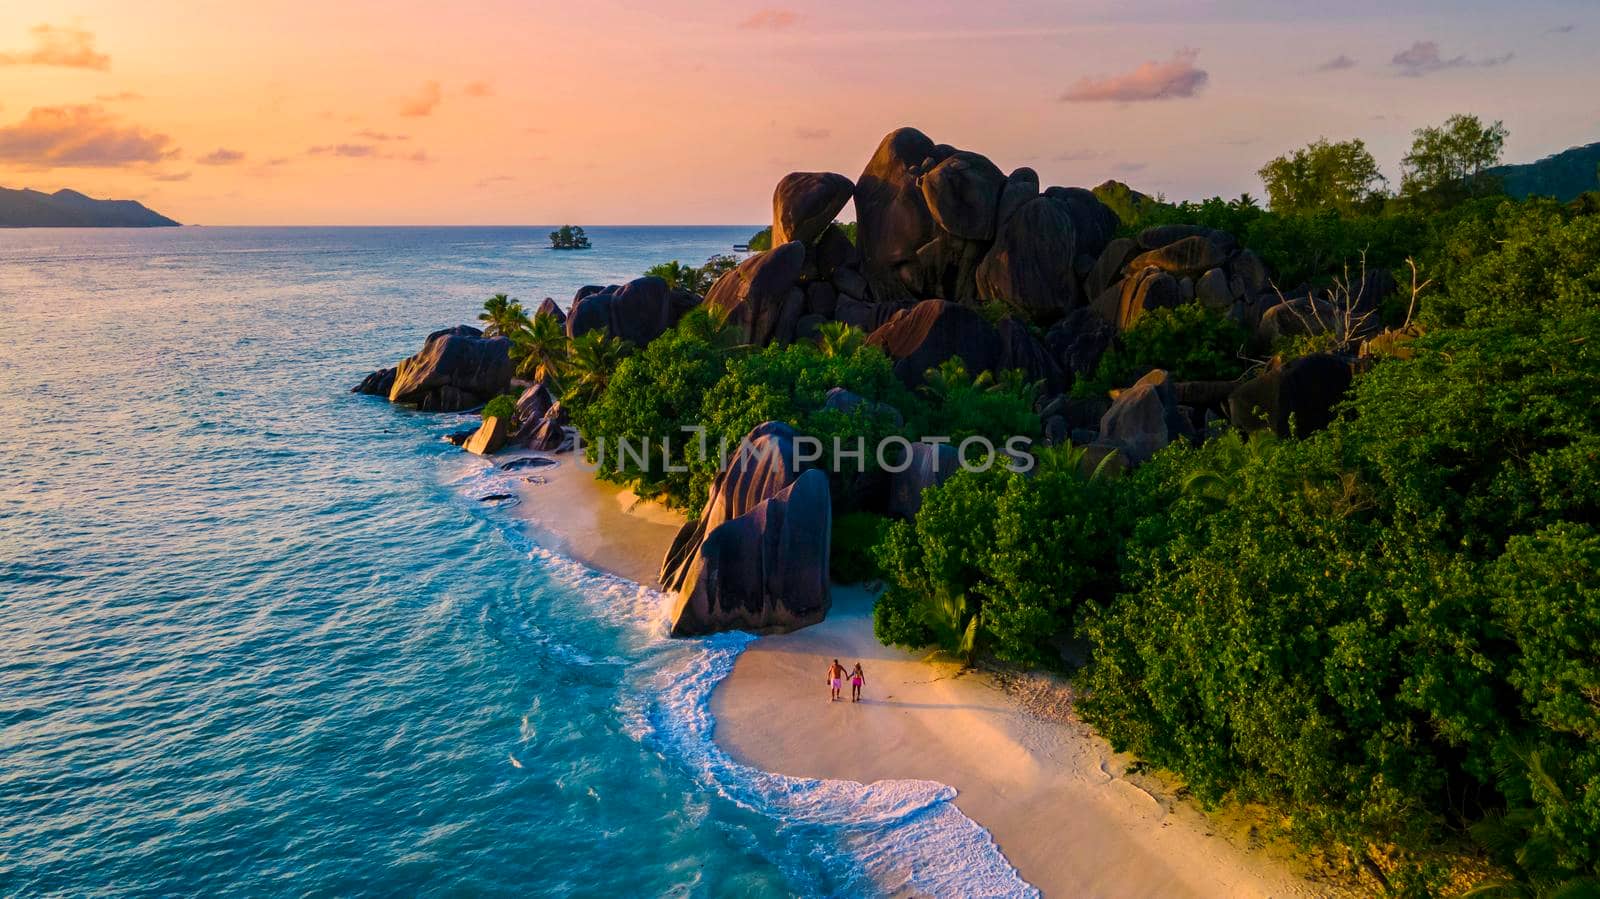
[1258,137,1387,215]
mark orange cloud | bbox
[739,9,799,30]
[199,148,245,165]
[0,105,176,168]
[153,171,191,181]
[96,91,144,102]
[463,81,493,98]
[1061,49,1208,102]
[356,130,409,141]
[0,24,111,70]
[399,81,443,117]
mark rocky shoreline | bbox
[357,126,1398,642]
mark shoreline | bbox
[494,453,1341,897]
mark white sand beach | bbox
[511,459,1344,898]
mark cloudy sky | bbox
[1,0,1596,224]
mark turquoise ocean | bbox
[0,227,1032,897]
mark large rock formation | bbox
[704,241,808,345]
[975,195,1080,317]
[886,441,960,519]
[1098,369,1191,463]
[772,172,855,247]
[565,276,699,346]
[351,367,395,396]
[463,416,510,455]
[387,326,514,411]
[660,422,831,636]
[1228,354,1353,438]
[864,299,1002,387]
[852,126,1116,318]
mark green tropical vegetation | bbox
[643,254,740,294]
[471,112,1600,894]
[549,224,591,249]
[869,142,1600,891]
[480,394,518,421]
[1258,137,1388,215]
[1072,304,1251,399]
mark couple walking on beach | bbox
[827,659,865,702]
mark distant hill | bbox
[0,187,180,227]
[1488,141,1600,202]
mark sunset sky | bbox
[2,1,1597,225]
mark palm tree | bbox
[479,293,530,340]
[815,321,865,358]
[919,357,974,404]
[562,331,631,406]
[513,312,569,387]
[918,587,980,668]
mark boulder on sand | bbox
[660,422,831,636]
[388,325,515,412]
[463,415,510,455]
[772,172,855,247]
[705,241,808,346]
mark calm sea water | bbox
[0,227,1031,898]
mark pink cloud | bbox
[399,81,443,117]
[0,24,110,70]
[0,105,176,168]
[794,127,830,140]
[1391,41,1512,77]
[739,9,799,30]
[198,148,245,165]
[1061,49,1208,103]
[1316,55,1357,72]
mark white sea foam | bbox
[454,464,1038,898]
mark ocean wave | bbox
[452,464,1037,898]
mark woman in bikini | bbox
[827,659,846,702]
[849,663,865,702]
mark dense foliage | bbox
[1073,304,1251,397]
[874,187,1600,891]
[643,255,740,295]
[548,225,591,249]
[480,394,518,421]
[569,309,733,507]
[691,338,913,512]
[874,448,1124,667]
[1258,137,1387,215]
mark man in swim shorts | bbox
[827,659,846,702]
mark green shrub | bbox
[875,455,1122,666]
[1081,303,1600,878]
[481,394,518,421]
[908,359,1042,445]
[691,340,913,513]
[1073,304,1251,397]
[570,309,732,507]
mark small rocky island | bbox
[548,225,591,249]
